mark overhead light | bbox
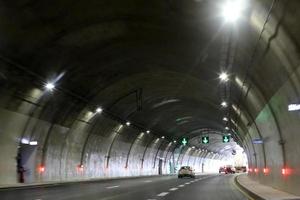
[45,82,55,91]
[173,140,177,143]
[192,146,195,149]
[222,0,245,23]
[219,72,229,82]
[96,107,103,113]
[146,130,150,134]
[126,121,131,126]
[225,127,229,130]
[223,117,228,121]
[221,101,228,107]
[161,136,165,139]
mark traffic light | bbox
[223,135,230,143]
[181,138,188,146]
[202,136,209,144]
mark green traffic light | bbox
[223,135,230,143]
[181,138,188,146]
[202,136,209,144]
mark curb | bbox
[0,174,176,191]
[234,175,265,200]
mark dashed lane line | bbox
[169,188,178,191]
[178,185,185,187]
[157,192,169,197]
[106,185,120,189]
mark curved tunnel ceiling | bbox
[0,0,299,156]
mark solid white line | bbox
[106,185,120,189]
[178,184,185,187]
[169,188,178,191]
[144,180,153,183]
[157,192,169,197]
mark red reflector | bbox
[263,168,269,174]
[78,164,84,172]
[282,168,291,175]
[39,165,45,173]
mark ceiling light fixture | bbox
[221,101,228,107]
[219,72,229,82]
[96,107,103,113]
[45,82,55,91]
[222,0,245,23]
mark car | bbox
[178,166,195,178]
[235,166,247,173]
[219,165,236,174]
[219,166,226,173]
[225,166,236,174]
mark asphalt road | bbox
[0,174,249,200]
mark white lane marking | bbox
[169,188,178,191]
[185,182,190,185]
[157,192,169,197]
[106,185,120,189]
[147,199,157,200]
[178,184,185,187]
[144,180,153,183]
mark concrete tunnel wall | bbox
[0,95,219,185]
[230,0,300,196]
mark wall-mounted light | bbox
[223,117,228,121]
[146,130,150,134]
[161,136,165,139]
[126,121,131,126]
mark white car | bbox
[178,166,195,178]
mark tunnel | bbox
[0,0,300,199]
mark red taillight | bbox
[248,168,253,172]
[39,165,45,173]
[254,168,259,173]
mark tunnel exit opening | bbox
[17,144,37,183]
